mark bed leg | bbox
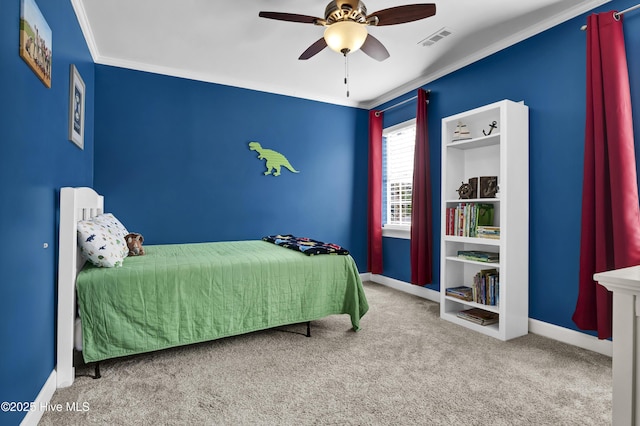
[93,362,101,379]
[306,321,311,337]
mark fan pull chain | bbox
[344,53,350,98]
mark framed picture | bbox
[468,177,478,199]
[479,176,499,198]
[68,65,85,149]
[19,0,52,88]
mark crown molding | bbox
[70,0,99,61]
[94,54,368,108]
[361,0,611,110]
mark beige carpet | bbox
[40,282,612,425]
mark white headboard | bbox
[57,187,104,388]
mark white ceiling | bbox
[72,0,609,109]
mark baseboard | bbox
[368,274,440,303]
[20,369,57,426]
[362,273,612,357]
[528,318,612,357]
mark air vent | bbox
[419,28,452,47]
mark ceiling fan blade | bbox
[259,11,322,24]
[360,34,390,62]
[367,4,436,26]
[299,38,328,60]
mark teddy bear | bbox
[125,233,145,256]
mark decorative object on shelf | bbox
[457,177,478,199]
[452,121,471,141]
[482,120,498,136]
[476,203,494,226]
[479,176,498,198]
[248,142,299,176]
[19,0,52,88]
[469,177,478,198]
[68,65,85,149]
[457,181,473,199]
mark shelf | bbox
[445,198,500,204]
[443,236,500,246]
[447,133,500,149]
[443,296,500,313]
[445,256,500,267]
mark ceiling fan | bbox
[259,1,437,61]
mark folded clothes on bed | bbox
[262,234,350,256]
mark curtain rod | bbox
[580,4,640,30]
[374,90,430,117]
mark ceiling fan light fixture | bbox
[324,21,368,54]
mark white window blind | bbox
[383,119,416,227]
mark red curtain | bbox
[410,89,433,285]
[368,110,383,274]
[573,12,640,340]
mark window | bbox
[382,119,416,237]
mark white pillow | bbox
[91,213,129,256]
[77,213,129,267]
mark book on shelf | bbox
[457,250,499,263]
[476,203,494,226]
[473,269,499,306]
[445,203,494,237]
[456,308,499,326]
[446,207,456,236]
[477,226,500,239]
[445,286,473,301]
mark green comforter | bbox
[76,240,369,362]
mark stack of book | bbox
[445,286,473,301]
[472,268,499,306]
[456,308,499,326]
[457,250,499,263]
[445,203,494,238]
[477,226,500,239]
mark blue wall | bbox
[0,0,93,424]
[377,0,640,335]
[2,1,637,421]
[93,66,369,268]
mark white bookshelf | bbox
[440,99,529,341]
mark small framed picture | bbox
[479,176,498,198]
[468,177,478,199]
[68,64,85,149]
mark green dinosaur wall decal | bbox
[248,141,299,176]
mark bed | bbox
[56,187,369,388]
